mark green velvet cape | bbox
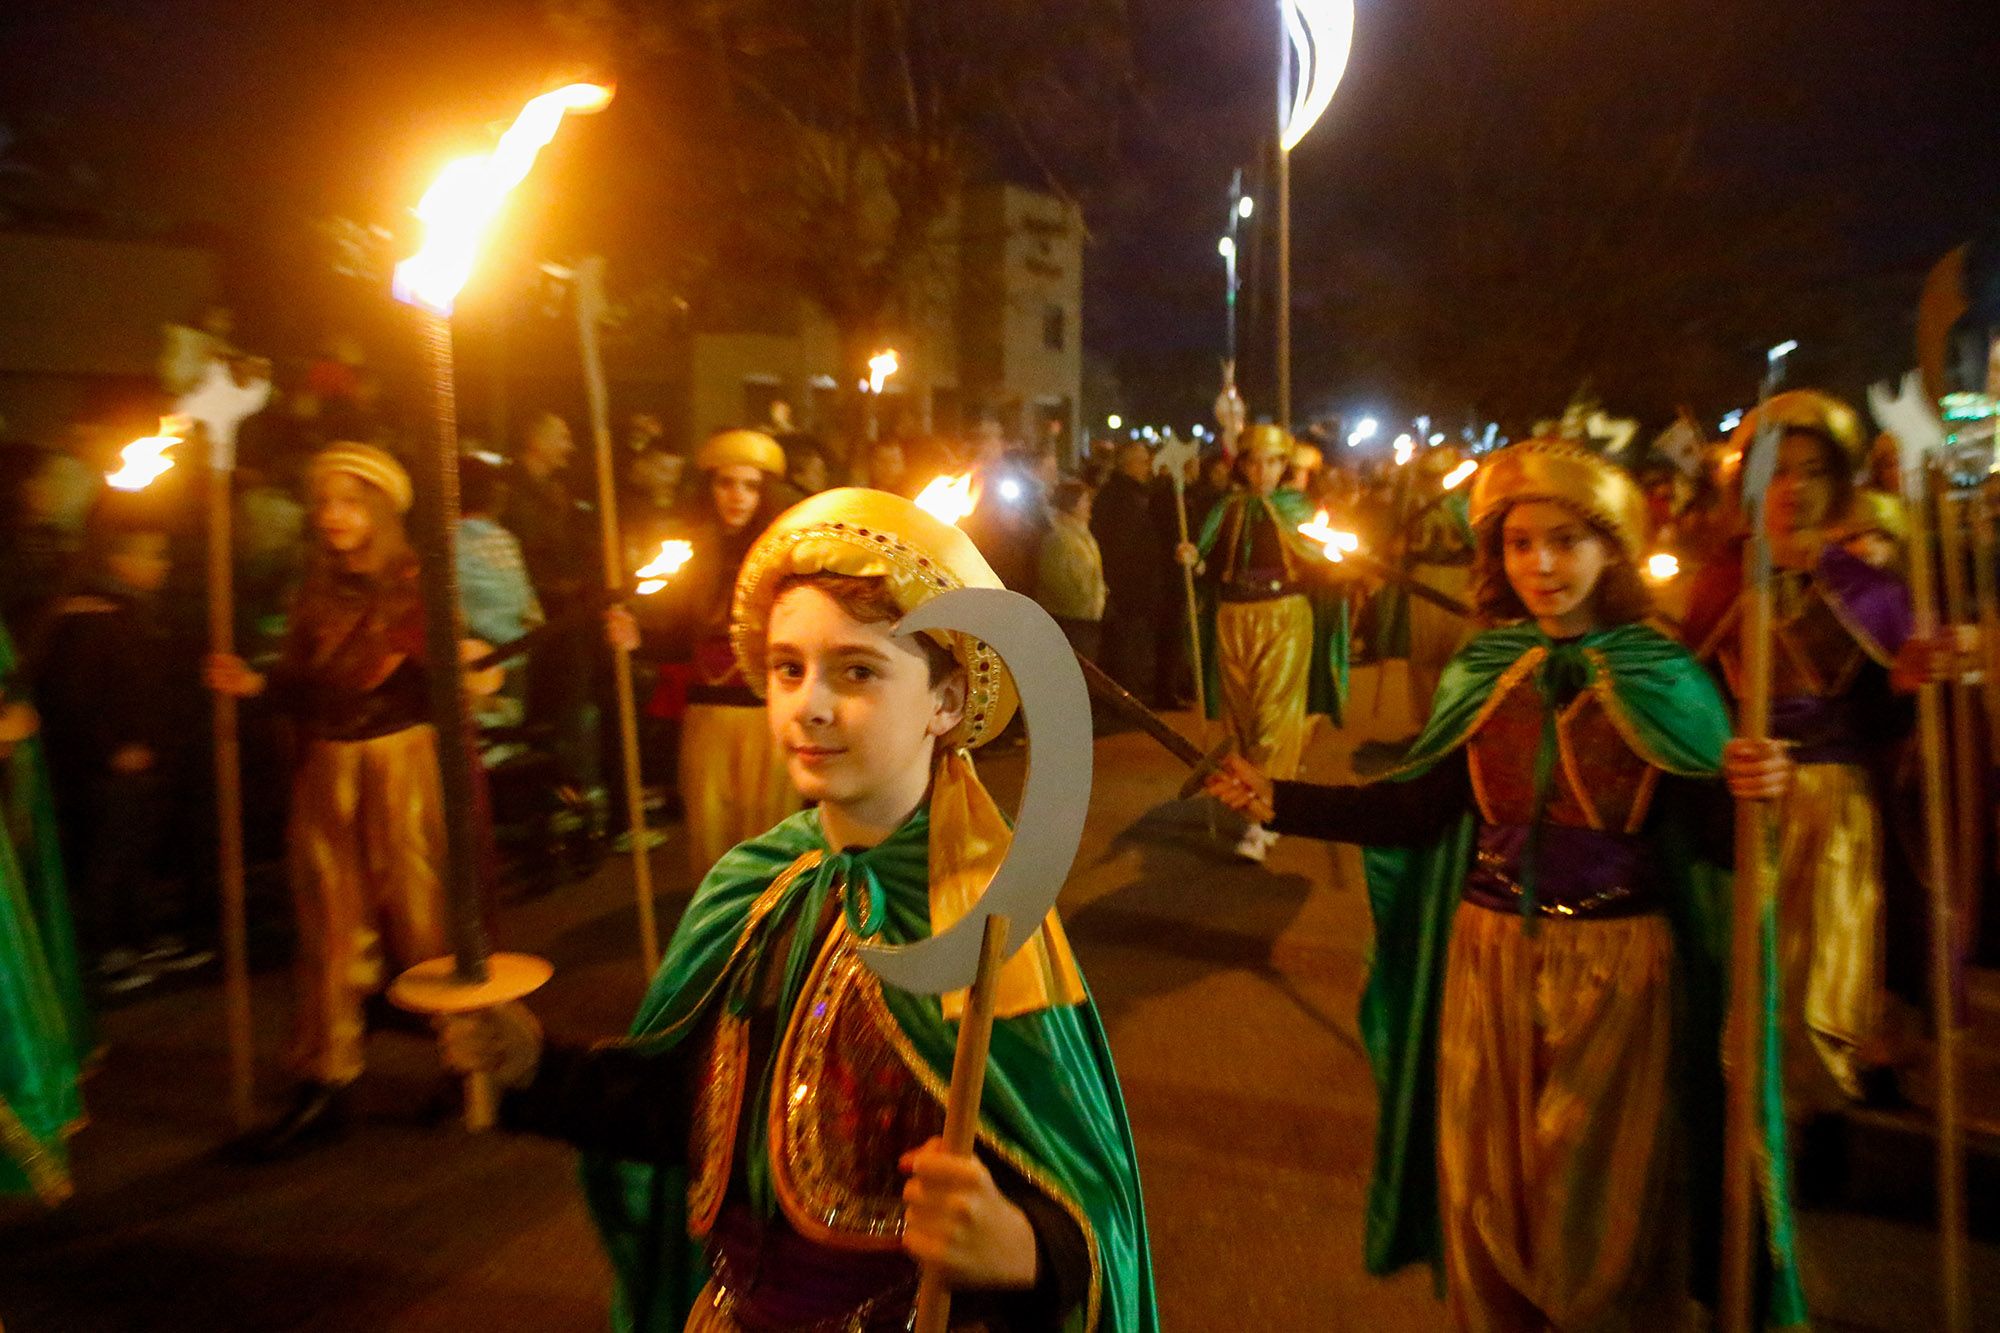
[1357,621,1808,1327]
[1192,488,1350,727]
[580,806,1156,1333]
[0,622,86,1202]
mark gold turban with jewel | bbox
[729,486,1080,1017]
[1469,438,1651,561]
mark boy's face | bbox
[764,587,964,813]
[312,472,377,553]
[1247,452,1287,495]
[107,532,171,593]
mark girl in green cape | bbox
[1209,440,1809,1330]
[443,488,1154,1332]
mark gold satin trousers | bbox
[1776,761,1887,1107]
[678,704,801,883]
[285,726,449,1087]
[1216,594,1313,782]
[1439,904,1682,1332]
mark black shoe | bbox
[232,1082,349,1162]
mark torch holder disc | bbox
[388,952,553,1015]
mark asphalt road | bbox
[1,663,1993,1331]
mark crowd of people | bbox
[0,305,1991,1330]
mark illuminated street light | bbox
[1238,196,1256,220]
[1108,414,1123,430]
[1218,235,1236,260]
[1280,0,1357,153]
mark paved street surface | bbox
[2,663,1995,1330]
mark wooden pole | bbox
[1935,488,1983,945]
[1905,459,1969,1333]
[574,256,660,976]
[911,914,1011,1333]
[206,456,255,1131]
[1168,472,1209,719]
[1971,479,2000,881]
[1719,528,1773,1333]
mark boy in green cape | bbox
[444,488,1154,1332]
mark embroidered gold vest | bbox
[1466,668,1660,835]
[686,923,944,1251]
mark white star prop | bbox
[175,359,272,470]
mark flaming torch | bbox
[914,473,979,526]
[1298,508,1362,561]
[104,418,186,492]
[634,539,695,596]
[385,83,610,1132]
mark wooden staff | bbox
[205,444,254,1130]
[574,256,660,976]
[1972,478,2000,874]
[912,914,1011,1333]
[1719,347,1791,1333]
[568,254,660,972]
[1169,475,1209,718]
[1934,486,1984,953]
[1719,513,1774,1333]
[1904,456,1968,1333]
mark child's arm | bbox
[1207,750,1470,845]
[440,1005,693,1164]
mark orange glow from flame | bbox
[634,539,694,595]
[105,417,188,492]
[914,473,978,526]
[1298,508,1361,561]
[394,83,613,316]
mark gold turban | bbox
[1728,389,1866,464]
[729,486,1082,1018]
[308,443,413,513]
[1241,424,1293,461]
[1290,443,1323,472]
[1469,438,1650,561]
[696,428,787,476]
[730,487,1020,749]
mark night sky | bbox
[4,1,1998,434]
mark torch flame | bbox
[867,349,901,395]
[1298,508,1361,562]
[105,416,188,492]
[914,473,978,527]
[393,82,613,316]
[1441,460,1478,490]
[634,539,694,595]
[1645,552,1681,584]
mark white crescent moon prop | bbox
[855,587,1094,996]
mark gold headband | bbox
[1728,389,1866,464]
[730,488,1019,748]
[308,443,413,513]
[697,429,787,476]
[1468,438,1649,560]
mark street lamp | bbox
[1276,0,1356,429]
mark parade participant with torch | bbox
[608,429,800,888]
[204,444,506,1156]
[1177,423,1349,862]
[439,488,1155,1333]
[1206,438,1809,1331]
